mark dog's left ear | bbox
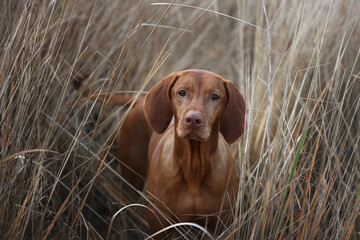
[220,80,246,143]
[144,72,180,133]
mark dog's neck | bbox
[174,125,220,192]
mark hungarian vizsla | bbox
[74,69,246,238]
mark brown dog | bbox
[74,69,246,238]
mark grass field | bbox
[0,0,359,239]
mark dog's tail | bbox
[73,73,136,106]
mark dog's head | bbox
[144,69,246,143]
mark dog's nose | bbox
[184,111,204,129]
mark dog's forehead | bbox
[175,70,226,92]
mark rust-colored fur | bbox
[74,70,246,238]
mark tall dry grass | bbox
[0,0,359,239]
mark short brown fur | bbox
[74,69,246,238]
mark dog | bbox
[74,69,246,238]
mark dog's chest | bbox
[160,174,228,216]
[171,185,228,226]
[148,130,233,217]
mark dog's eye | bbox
[178,90,186,97]
[211,94,220,101]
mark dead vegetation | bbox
[0,0,359,239]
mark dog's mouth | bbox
[177,126,210,141]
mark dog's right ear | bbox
[144,72,180,134]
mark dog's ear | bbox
[144,72,180,133]
[220,80,246,143]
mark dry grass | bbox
[1,0,359,239]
